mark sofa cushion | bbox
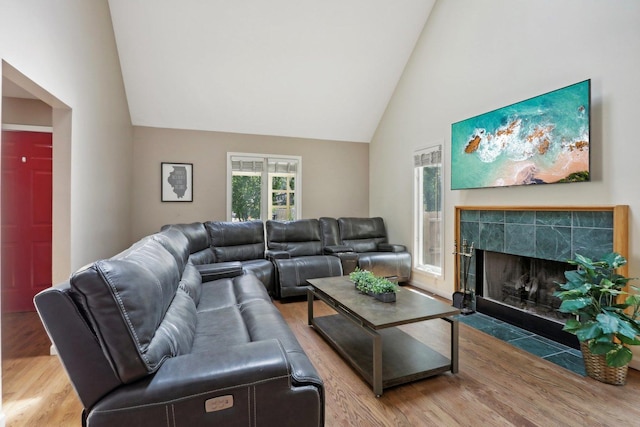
[274,255,342,298]
[266,219,323,257]
[206,220,266,262]
[190,306,251,354]
[162,222,209,252]
[338,217,388,253]
[151,228,190,275]
[70,238,197,384]
[188,248,216,265]
[197,274,272,313]
[163,223,216,264]
[241,259,275,292]
[179,263,203,305]
[357,251,412,280]
[319,217,341,247]
[196,278,239,313]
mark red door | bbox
[1,130,52,312]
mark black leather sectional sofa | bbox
[169,217,411,299]
[33,216,410,426]
[267,217,411,298]
[322,217,412,283]
[34,226,324,427]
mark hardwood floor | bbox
[3,291,640,426]
[2,311,82,426]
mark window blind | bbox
[414,145,442,167]
[231,157,264,172]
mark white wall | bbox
[0,1,132,420]
[0,0,133,271]
[371,0,640,367]
[371,0,640,295]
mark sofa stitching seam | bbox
[87,374,293,415]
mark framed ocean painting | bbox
[451,80,590,190]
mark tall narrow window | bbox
[414,145,443,276]
[228,154,301,222]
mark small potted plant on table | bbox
[554,252,640,385]
[349,268,398,302]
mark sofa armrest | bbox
[323,245,354,254]
[266,249,290,260]
[89,340,323,426]
[327,250,358,275]
[377,243,406,252]
[196,261,243,282]
[93,339,294,412]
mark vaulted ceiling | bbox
[107,0,435,143]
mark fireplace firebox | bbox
[475,250,578,348]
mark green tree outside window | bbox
[232,175,261,221]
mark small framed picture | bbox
[161,162,193,202]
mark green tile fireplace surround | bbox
[453,205,629,349]
[454,205,629,292]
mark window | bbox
[414,145,443,276]
[228,153,301,221]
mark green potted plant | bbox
[349,268,398,302]
[349,268,375,291]
[554,252,640,384]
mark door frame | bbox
[2,124,53,133]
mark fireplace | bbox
[455,205,628,350]
[475,250,578,348]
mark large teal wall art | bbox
[451,80,590,190]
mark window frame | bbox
[413,144,444,278]
[227,152,302,222]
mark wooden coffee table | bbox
[307,276,460,396]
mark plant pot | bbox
[372,292,396,303]
[580,342,628,385]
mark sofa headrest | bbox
[152,228,191,274]
[338,217,388,253]
[266,219,323,257]
[206,220,265,262]
[70,238,197,384]
[318,217,340,247]
[162,222,210,254]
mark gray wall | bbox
[131,126,369,240]
[2,97,52,126]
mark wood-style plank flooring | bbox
[3,290,640,426]
[2,311,81,426]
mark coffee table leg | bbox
[451,318,459,374]
[307,288,314,326]
[373,332,383,397]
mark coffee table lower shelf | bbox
[312,314,453,395]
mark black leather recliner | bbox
[204,220,275,295]
[266,219,344,299]
[336,217,412,282]
[161,222,244,281]
[34,227,324,426]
